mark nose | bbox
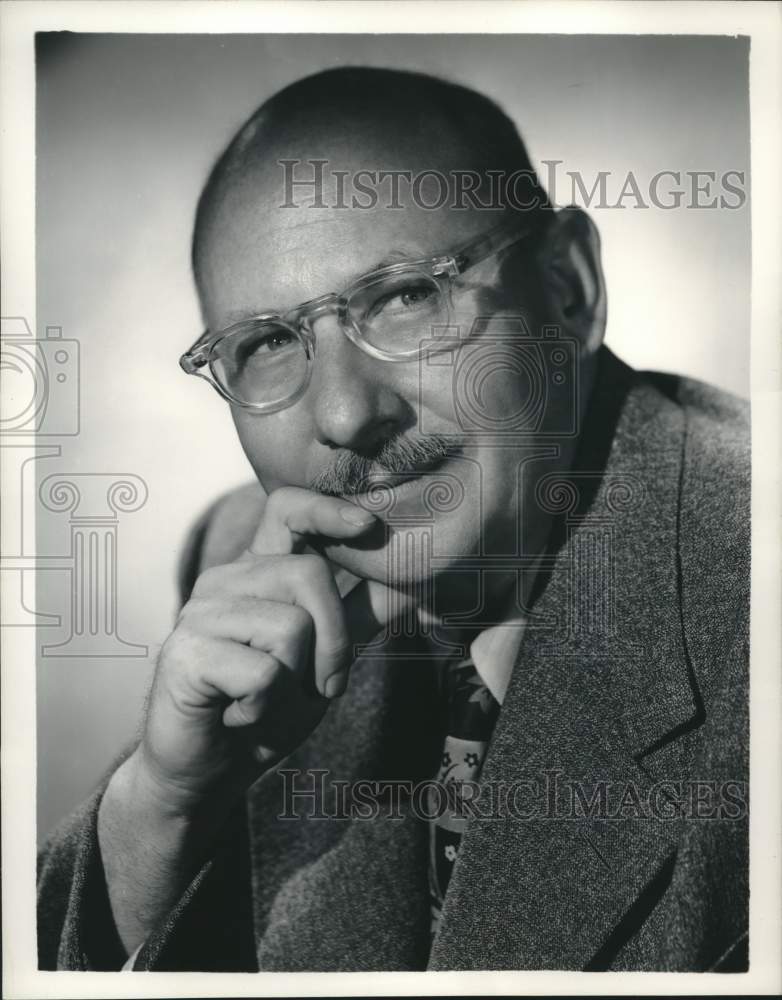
[304,314,412,450]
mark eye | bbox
[259,331,295,352]
[237,327,298,365]
[368,282,438,319]
[399,286,434,307]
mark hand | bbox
[99,487,408,953]
[136,487,407,817]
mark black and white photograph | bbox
[1,2,781,996]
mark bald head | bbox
[191,66,547,300]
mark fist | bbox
[136,487,408,815]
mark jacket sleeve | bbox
[37,783,258,971]
[37,500,260,971]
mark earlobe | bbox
[541,207,607,353]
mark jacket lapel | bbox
[430,351,703,969]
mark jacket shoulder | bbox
[643,369,749,447]
[667,374,749,561]
[647,372,750,694]
[643,369,749,529]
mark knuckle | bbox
[285,603,315,636]
[159,628,201,675]
[230,658,278,708]
[191,563,230,597]
[174,622,206,654]
[251,653,279,688]
[291,552,329,583]
[175,596,208,627]
[236,556,282,590]
[208,593,253,622]
[244,555,283,578]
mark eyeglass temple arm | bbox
[180,332,212,371]
[453,216,542,274]
[180,352,206,374]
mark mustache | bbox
[309,434,461,497]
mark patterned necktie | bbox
[428,655,500,937]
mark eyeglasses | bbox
[179,214,545,412]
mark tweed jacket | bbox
[37,348,750,972]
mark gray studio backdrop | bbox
[34,33,750,841]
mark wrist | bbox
[97,752,203,957]
[127,745,206,823]
[123,743,250,837]
[99,753,197,859]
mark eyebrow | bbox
[366,245,423,271]
[220,243,428,327]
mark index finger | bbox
[241,486,377,560]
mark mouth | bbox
[347,453,454,511]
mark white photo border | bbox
[2,1,780,997]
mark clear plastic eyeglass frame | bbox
[179,213,545,413]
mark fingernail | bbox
[324,672,347,699]
[339,504,375,527]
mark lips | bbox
[362,455,449,493]
[346,456,454,518]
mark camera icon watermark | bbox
[0,317,79,436]
[1,316,147,656]
[418,318,580,441]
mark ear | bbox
[538,207,607,355]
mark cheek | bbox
[418,343,539,434]
[419,290,546,432]
[231,409,308,490]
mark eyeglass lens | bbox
[211,270,448,406]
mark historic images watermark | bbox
[279,159,747,211]
[278,768,748,823]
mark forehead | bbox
[196,130,502,328]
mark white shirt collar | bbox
[468,617,526,706]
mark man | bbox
[37,66,749,972]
